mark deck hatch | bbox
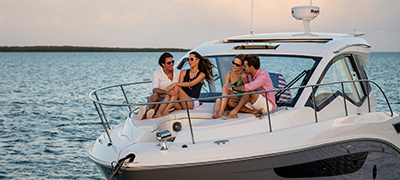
[225,38,332,43]
[232,44,280,50]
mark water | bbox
[0,52,399,179]
[366,52,400,112]
[0,52,185,179]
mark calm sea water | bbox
[0,52,399,179]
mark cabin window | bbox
[207,57,223,93]
[258,56,316,103]
[315,55,365,109]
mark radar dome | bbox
[291,6,320,35]
[292,6,320,20]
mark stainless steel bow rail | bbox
[89,79,393,145]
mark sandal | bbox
[222,112,238,119]
[255,109,266,118]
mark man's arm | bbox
[228,85,246,92]
[152,88,166,95]
[227,74,269,92]
[175,73,206,87]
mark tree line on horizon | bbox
[0,46,190,52]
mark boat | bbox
[88,5,400,180]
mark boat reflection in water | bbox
[88,5,400,180]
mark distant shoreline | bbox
[0,46,190,52]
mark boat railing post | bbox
[94,92,111,130]
[120,85,132,112]
[367,81,371,113]
[93,101,113,144]
[311,86,318,123]
[264,92,272,132]
[185,101,195,144]
[341,82,348,116]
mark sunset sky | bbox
[0,0,399,51]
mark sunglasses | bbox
[232,60,242,67]
[165,60,175,65]
[188,58,198,61]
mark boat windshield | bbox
[179,55,320,106]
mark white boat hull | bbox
[92,139,400,179]
[89,107,400,180]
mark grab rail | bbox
[333,43,371,53]
[89,79,393,144]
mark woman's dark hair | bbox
[235,54,246,65]
[158,52,173,67]
[190,51,216,84]
[244,54,260,69]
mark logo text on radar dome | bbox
[311,9,319,14]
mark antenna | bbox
[250,0,253,35]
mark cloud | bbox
[32,13,64,27]
[0,0,399,51]
[49,15,63,26]
[92,9,147,27]
[92,9,116,26]
[33,14,48,24]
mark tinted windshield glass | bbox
[179,55,319,106]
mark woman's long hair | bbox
[190,51,216,84]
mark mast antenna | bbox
[250,0,253,35]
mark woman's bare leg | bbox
[162,86,192,116]
[163,86,193,111]
[218,85,232,117]
[176,87,193,110]
[161,94,178,116]
[212,98,221,119]
[159,86,196,116]
[147,93,159,110]
[154,95,170,118]
[173,102,182,110]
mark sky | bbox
[0,0,399,51]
